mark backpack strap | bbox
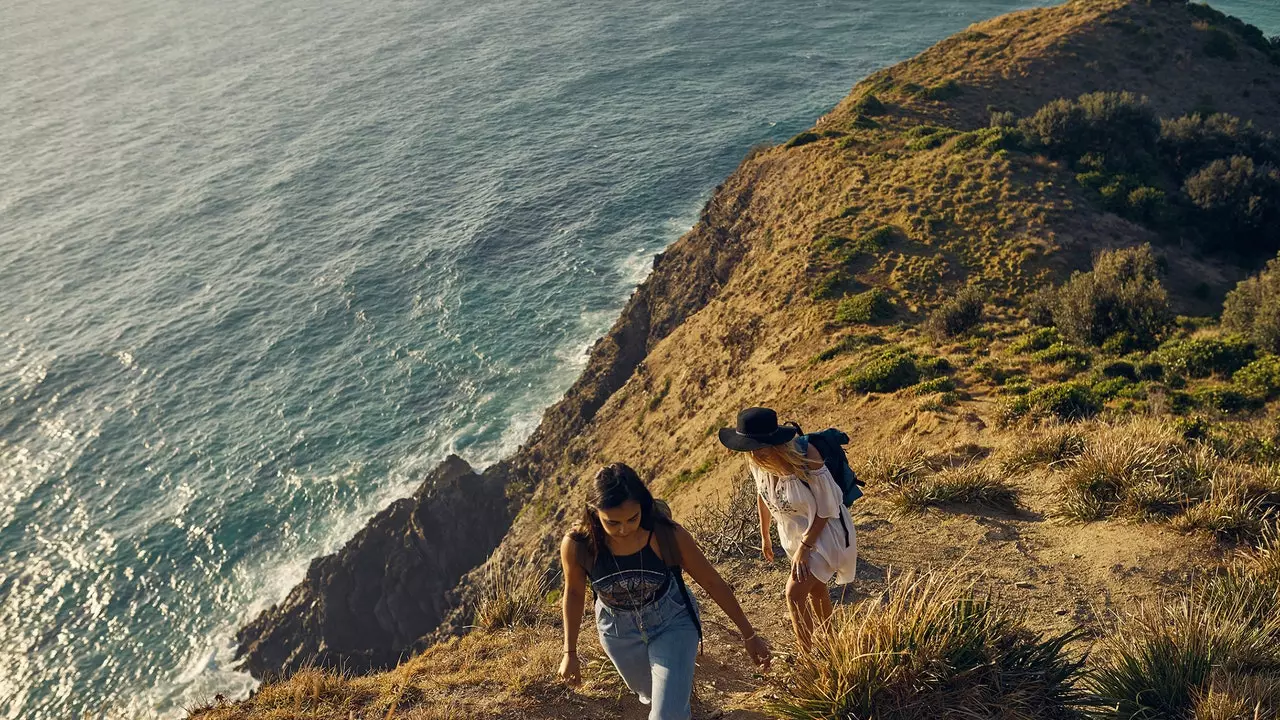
[653,521,704,649]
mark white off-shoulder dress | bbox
[752,457,858,584]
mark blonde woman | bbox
[718,407,857,650]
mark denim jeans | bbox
[595,581,701,720]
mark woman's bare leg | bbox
[785,575,824,650]
[808,582,833,632]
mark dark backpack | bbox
[786,423,864,505]
[787,423,864,548]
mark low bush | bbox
[786,131,821,148]
[1234,355,1280,399]
[1223,254,1280,353]
[1018,91,1158,167]
[769,571,1089,720]
[925,285,985,339]
[1053,245,1173,348]
[1032,343,1091,372]
[853,93,887,116]
[1100,359,1138,380]
[1203,27,1239,60]
[1183,156,1280,252]
[1192,386,1260,414]
[811,270,849,300]
[1010,327,1061,353]
[840,348,946,394]
[1154,335,1255,378]
[1027,382,1102,421]
[835,289,892,324]
[912,376,956,395]
[905,125,961,151]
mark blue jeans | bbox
[595,582,701,720]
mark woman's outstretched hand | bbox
[744,634,772,670]
[558,653,582,686]
[761,539,774,563]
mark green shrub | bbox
[1137,359,1164,381]
[840,348,948,394]
[912,376,957,395]
[906,126,961,151]
[1092,377,1132,400]
[1203,27,1239,60]
[922,79,963,101]
[1018,91,1158,166]
[1101,360,1138,380]
[785,131,820,148]
[1011,327,1061,353]
[925,285,985,339]
[1033,343,1092,372]
[1234,355,1280,399]
[853,93,887,116]
[836,289,892,324]
[811,271,848,300]
[1158,113,1280,174]
[1223,256,1280,353]
[841,350,921,394]
[1053,244,1173,348]
[1027,383,1102,421]
[1193,386,1259,413]
[1154,336,1256,378]
[1183,156,1280,254]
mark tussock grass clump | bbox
[1090,533,1280,719]
[838,347,949,395]
[999,425,1086,474]
[473,554,554,631]
[1051,419,1279,539]
[857,442,930,487]
[890,463,1019,515]
[769,570,1090,720]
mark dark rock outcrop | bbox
[234,455,513,678]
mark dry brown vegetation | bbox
[196,0,1280,717]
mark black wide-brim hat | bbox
[718,407,797,452]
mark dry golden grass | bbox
[768,569,1089,719]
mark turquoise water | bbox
[2,0,1276,718]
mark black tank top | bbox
[586,533,672,610]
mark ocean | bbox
[2,0,1276,717]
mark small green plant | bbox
[853,93,887,116]
[1154,336,1255,378]
[1027,382,1102,421]
[1234,355,1280,399]
[811,270,849,300]
[839,349,922,394]
[836,289,892,324]
[1010,327,1061,353]
[912,376,956,395]
[1032,343,1092,372]
[786,131,821,148]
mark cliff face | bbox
[234,162,765,678]
[235,0,1280,682]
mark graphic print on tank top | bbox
[588,539,671,611]
[591,567,670,610]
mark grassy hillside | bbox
[194,0,1280,717]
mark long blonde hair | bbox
[748,440,823,478]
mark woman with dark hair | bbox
[558,463,771,720]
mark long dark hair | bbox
[569,462,674,568]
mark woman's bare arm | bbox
[559,536,588,655]
[673,524,755,637]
